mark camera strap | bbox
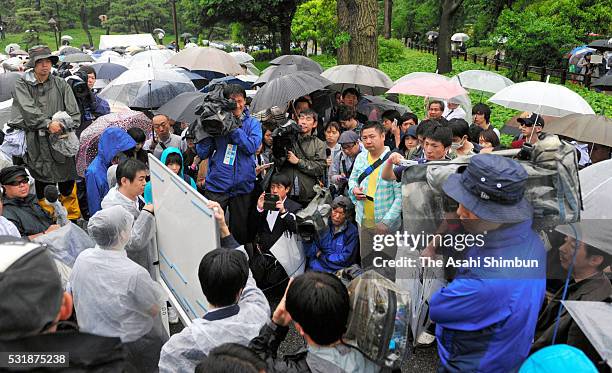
[357,151,390,185]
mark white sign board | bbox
[99,34,157,50]
[149,155,219,326]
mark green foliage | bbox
[107,0,170,34]
[292,0,337,53]
[14,7,47,48]
[493,9,578,69]
[378,37,404,63]
[332,32,350,49]
[251,48,304,61]
[391,0,438,41]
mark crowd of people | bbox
[0,44,610,373]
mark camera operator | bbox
[275,109,327,207]
[66,65,110,137]
[196,84,262,245]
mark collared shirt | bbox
[144,134,185,159]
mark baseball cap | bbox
[518,113,545,127]
[0,165,28,185]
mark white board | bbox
[149,155,219,326]
[99,34,157,50]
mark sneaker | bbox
[167,305,179,324]
[416,331,436,346]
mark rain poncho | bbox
[70,206,167,372]
[9,71,80,183]
[143,147,197,204]
[101,186,157,279]
[85,127,136,216]
[158,235,270,373]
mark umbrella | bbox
[269,55,323,73]
[180,32,193,39]
[489,81,595,117]
[201,76,253,92]
[9,50,28,56]
[562,300,612,369]
[59,47,82,56]
[357,95,411,119]
[451,70,514,94]
[545,114,612,147]
[587,39,612,51]
[229,51,254,64]
[90,62,128,81]
[62,53,94,63]
[165,47,243,75]
[556,158,612,253]
[95,51,128,66]
[0,72,21,101]
[76,110,152,177]
[127,49,175,69]
[425,31,438,39]
[243,62,260,76]
[254,64,300,86]
[322,64,393,96]
[99,67,196,109]
[568,46,596,65]
[395,72,449,85]
[388,77,468,100]
[451,33,469,42]
[250,71,332,113]
[4,44,20,55]
[592,74,612,91]
[155,91,205,124]
[60,35,73,42]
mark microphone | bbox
[44,185,69,226]
[326,148,331,158]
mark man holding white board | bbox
[158,200,270,373]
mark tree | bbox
[436,0,464,73]
[15,6,47,47]
[337,0,378,67]
[383,0,392,39]
[196,0,300,55]
[292,0,338,54]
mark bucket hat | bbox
[442,154,532,223]
[26,45,59,68]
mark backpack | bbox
[189,83,241,143]
[343,270,411,369]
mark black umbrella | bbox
[587,39,612,51]
[250,71,332,113]
[253,64,300,87]
[357,95,411,119]
[592,74,612,91]
[269,55,323,73]
[91,62,128,81]
[0,72,22,102]
[154,91,205,124]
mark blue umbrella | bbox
[91,63,128,81]
[201,76,253,92]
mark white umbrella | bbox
[4,44,20,55]
[489,81,595,117]
[60,35,73,42]
[321,64,393,95]
[127,49,175,69]
[243,62,260,76]
[451,70,514,94]
[229,51,254,64]
[562,301,612,369]
[451,33,469,42]
[99,67,195,108]
[165,47,242,75]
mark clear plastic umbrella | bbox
[127,49,175,70]
[322,64,393,96]
[489,81,595,117]
[451,33,469,42]
[451,70,514,94]
[562,300,612,369]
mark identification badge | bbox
[223,144,237,166]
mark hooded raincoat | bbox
[85,128,136,216]
[10,70,80,182]
[158,235,270,373]
[101,186,157,279]
[143,147,197,204]
[70,206,167,372]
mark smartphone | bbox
[263,193,280,210]
[260,162,274,168]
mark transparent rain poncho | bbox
[70,206,167,344]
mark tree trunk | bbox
[336,0,350,63]
[55,1,62,40]
[79,2,93,47]
[279,22,291,55]
[270,29,278,57]
[337,0,378,67]
[313,38,318,55]
[436,0,463,74]
[383,0,392,39]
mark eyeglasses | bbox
[341,142,357,149]
[519,123,534,128]
[5,177,29,186]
